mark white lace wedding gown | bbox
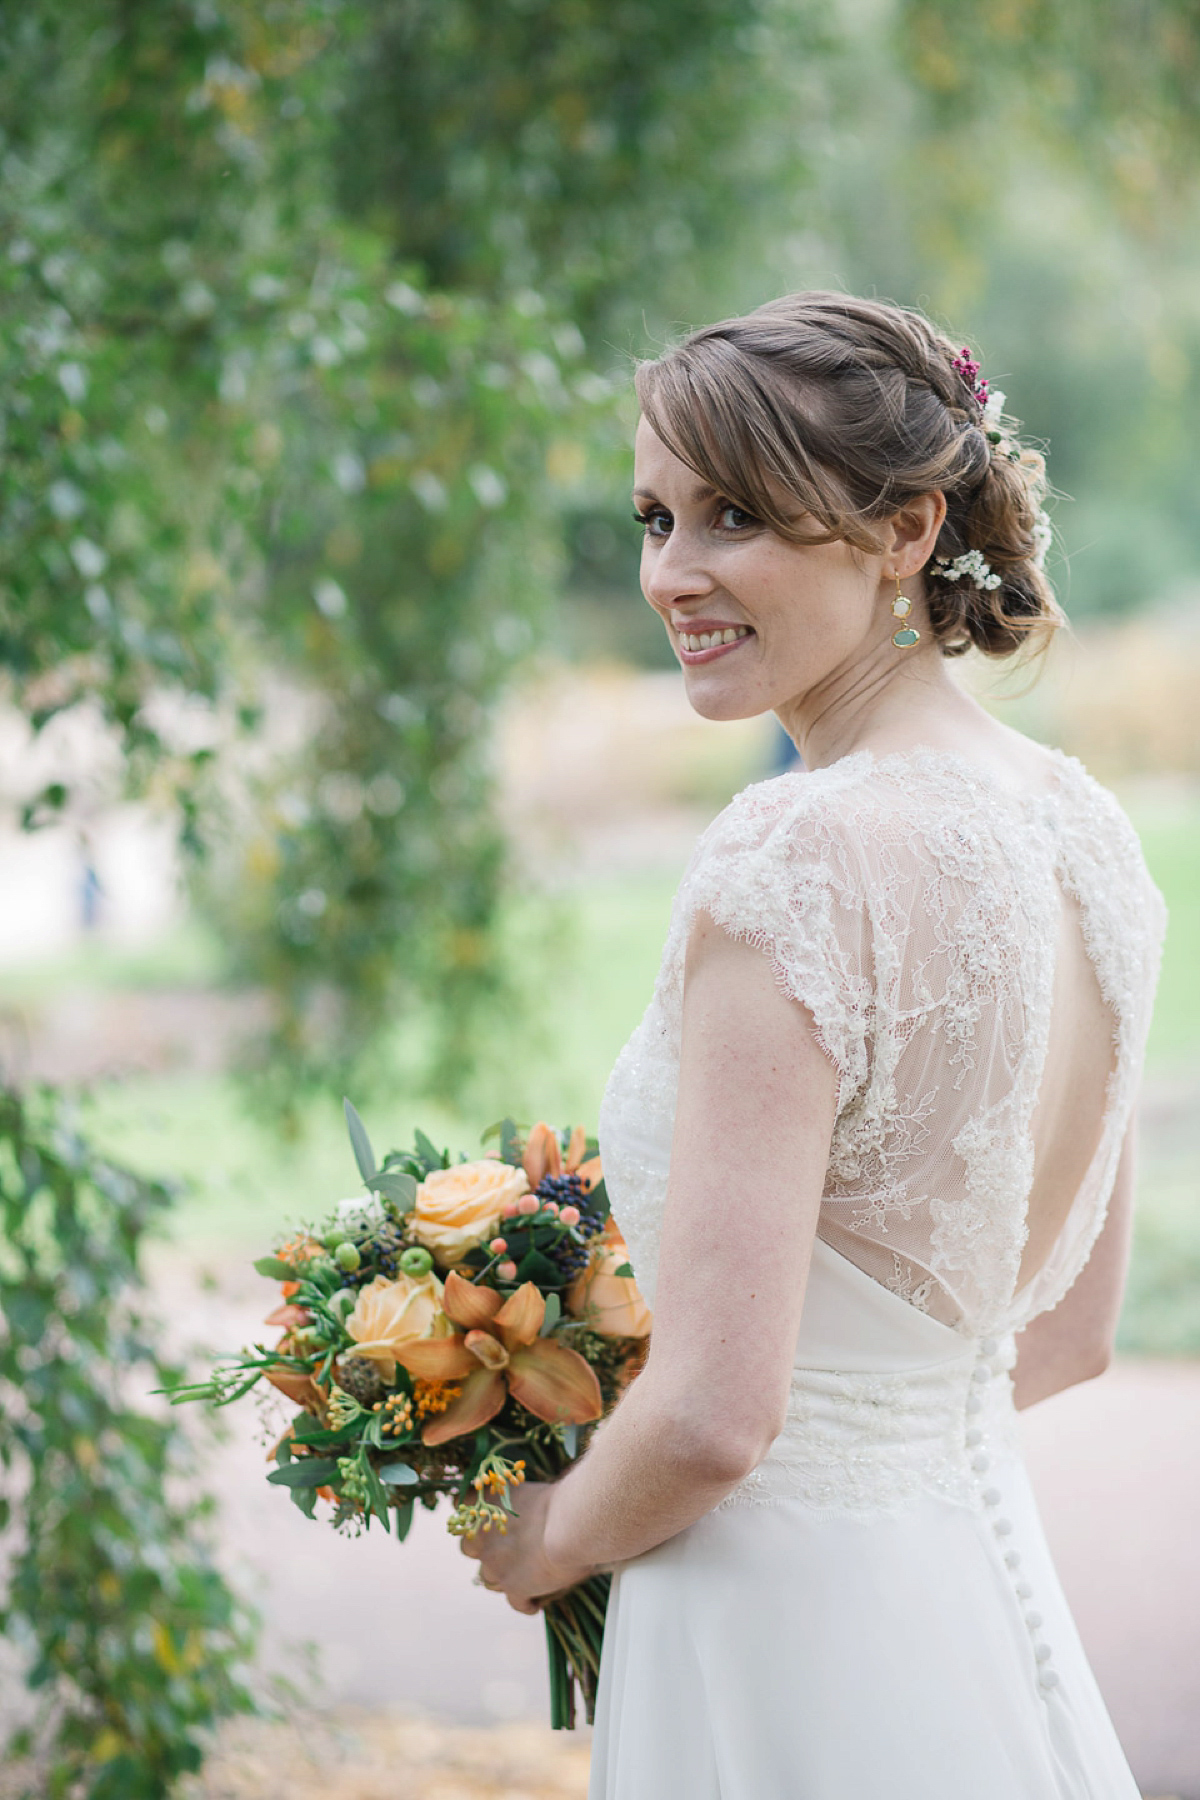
[589,746,1165,1800]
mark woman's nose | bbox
[642,532,716,610]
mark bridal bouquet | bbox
[168,1105,652,1726]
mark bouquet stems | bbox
[543,1573,611,1728]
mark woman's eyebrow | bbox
[632,482,719,505]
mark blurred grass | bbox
[17,791,1199,1353]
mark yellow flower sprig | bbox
[377,1392,415,1438]
[446,1452,526,1538]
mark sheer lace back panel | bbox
[598,748,1165,1340]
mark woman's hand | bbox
[460,1479,594,1615]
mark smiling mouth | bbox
[676,624,754,661]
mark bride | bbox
[463,291,1165,1797]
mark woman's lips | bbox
[675,623,755,665]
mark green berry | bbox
[398,1245,433,1277]
[323,1227,347,1251]
[335,1241,362,1273]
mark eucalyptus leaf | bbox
[379,1462,420,1485]
[266,1458,340,1489]
[344,1098,377,1182]
[368,1168,418,1210]
[539,1291,561,1336]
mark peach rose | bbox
[345,1270,453,1385]
[566,1231,653,1339]
[411,1160,529,1267]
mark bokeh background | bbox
[2,3,1199,1797]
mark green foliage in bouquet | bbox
[0,1085,255,1798]
[170,1102,653,1726]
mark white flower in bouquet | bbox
[335,1193,387,1236]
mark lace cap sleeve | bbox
[663,771,873,1105]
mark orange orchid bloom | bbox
[522,1121,603,1193]
[392,1270,603,1447]
[263,1302,311,1330]
[263,1356,327,1416]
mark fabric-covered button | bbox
[1035,1644,1053,1664]
[1026,1611,1043,1631]
[980,1337,999,1356]
[1015,1581,1033,1599]
[1004,1550,1021,1569]
[965,1428,984,1448]
[971,1453,990,1473]
[965,1394,983,1415]
[1039,1670,1060,1691]
[982,1487,1002,1506]
[994,1518,1014,1536]
[972,1365,992,1384]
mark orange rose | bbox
[412,1160,529,1267]
[566,1229,653,1339]
[344,1270,453,1385]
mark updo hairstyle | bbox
[634,292,1063,659]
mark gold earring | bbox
[891,575,920,648]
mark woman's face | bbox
[632,416,899,726]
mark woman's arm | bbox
[1011,1116,1137,1411]
[536,914,839,1579]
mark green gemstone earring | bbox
[891,576,920,648]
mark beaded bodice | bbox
[599,746,1164,1343]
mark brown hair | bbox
[634,291,1063,659]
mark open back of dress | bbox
[601,744,1165,1340]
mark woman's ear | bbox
[887,492,947,577]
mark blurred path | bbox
[1020,1363,1200,1799]
[189,1248,1199,1798]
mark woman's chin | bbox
[680,675,771,724]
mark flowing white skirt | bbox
[587,1243,1140,1800]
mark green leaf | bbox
[368,1168,418,1210]
[516,1248,561,1287]
[612,1262,633,1279]
[253,1255,297,1280]
[290,1483,319,1518]
[364,1458,392,1532]
[562,1424,579,1459]
[413,1128,446,1170]
[344,1098,377,1182]
[500,1118,524,1166]
[266,1458,340,1489]
[379,1461,419,1485]
[393,1496,415,1542]
[539,1292,561,1335]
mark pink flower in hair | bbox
[951,346,990,409]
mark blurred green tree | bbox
[0,1083,256,1794]
[0,0,820,1096]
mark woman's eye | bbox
[716,504,756,531]
[633,509,671,538]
